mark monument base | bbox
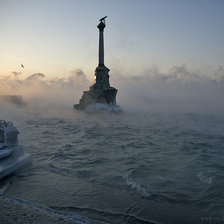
[73,87,117,110]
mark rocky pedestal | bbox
[74,17,118,110]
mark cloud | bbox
[0,69,90,119]
[112,65,224,114]
[0,65,224,121]
[25,73,45,81]
[12,71,22,77]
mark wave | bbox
[3,194,104,224]
[50,205,158,224]
[125,174,151,198]
[0,179,11,195]
[196,172,213,184]
[2,193,159,224]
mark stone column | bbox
[97,20,106,67]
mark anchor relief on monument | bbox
[74,17,119,110]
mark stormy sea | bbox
[1,108,224,224]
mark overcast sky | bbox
[1,0,224,79]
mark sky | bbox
[1,0,224,79]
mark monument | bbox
[74,17,118,110]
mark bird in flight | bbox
[99,16,107,22]
[21,64,24,68]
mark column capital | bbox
[97,21,105,31]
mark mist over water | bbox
[1,64,224,118]
[1,65,224,223]
[113,65,224,114]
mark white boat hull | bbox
[0,146,32,180]
[0,149,13,159]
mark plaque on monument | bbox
[74,17,119,111]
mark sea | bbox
[1,108,224,224]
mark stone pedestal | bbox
[74,17,118,110]
[74,87,117,110]
[74,65,117,110]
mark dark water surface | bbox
[3,111,224,223]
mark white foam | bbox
[156,175,165,180]
[84,103,122,113]
[196,171,212,184]
[126,176,150,197]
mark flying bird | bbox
[21,64,24,68]
[99,16,107,22]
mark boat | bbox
[0,120,32,179]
